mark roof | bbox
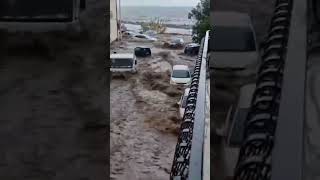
[135,46,150,49]
[187,43,200,47]
[110,53,135,59]
[211,11,252,27]
[173,65,189,70]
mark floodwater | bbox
[124,23,192,35]
[110,36,196,180]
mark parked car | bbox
[177,88,190,119]
[210,11,259,70]
[110,53,137,73]
[133,34,157,42]
[184,43,200,55]
[170,65,191,85]
[134,47,151,57]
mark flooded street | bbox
[110,35,196,179]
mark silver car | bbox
[210,11,259,71]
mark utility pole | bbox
[118,0,122,40]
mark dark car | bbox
[134,47,151,57]
[184,43,200,55]
[165,38,185,49]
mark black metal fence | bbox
[170,31,210,180]
[234,0,307,179]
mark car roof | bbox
[187,43,200,47]
[135,34,147,36]
[211,11,251,27]
[173,65,189,70]
[135,46,150,49]
[110,53,135,59]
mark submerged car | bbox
[110,53,137,73]
[134,47,151,57]
[210,11,259,70]
[122,31,137,37]
[184,43,200,55]
[165,38,185,49]
[170,65,191,85]
[177,88,190,119]
[145,30,157,37]
[133,34,157,42]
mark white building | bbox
[110,0,121,42]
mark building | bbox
[110,0,120,43]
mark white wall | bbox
[110,0,118,43]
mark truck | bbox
[0,0,86,32]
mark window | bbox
[172,70,190,78]
[111,58,133,68]
[135,35,146,39]
[212,26,256,51]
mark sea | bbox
[121,6,195,35]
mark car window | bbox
[212,26,256,51]
[111,58,133,68]
[172,70,190,78]
[135,35,145,38]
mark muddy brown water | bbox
[110,36,196,180]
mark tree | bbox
[188,0,210,43]
[140,17,167,34]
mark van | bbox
[110,53,137,73]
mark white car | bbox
[110,53,137,73]
[177,88,190,119]
[210,11,259,71]
[123,31,137,37]
[170,65,191,85]
[133,34,157,42]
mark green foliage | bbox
[188,0,210,43]
[140,17,167,34]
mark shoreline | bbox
[121,20,193,30]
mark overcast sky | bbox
[121,0,200,7]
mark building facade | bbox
[110,0,120,43]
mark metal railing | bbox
[234,0,307,179]
[170,30,210,180]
